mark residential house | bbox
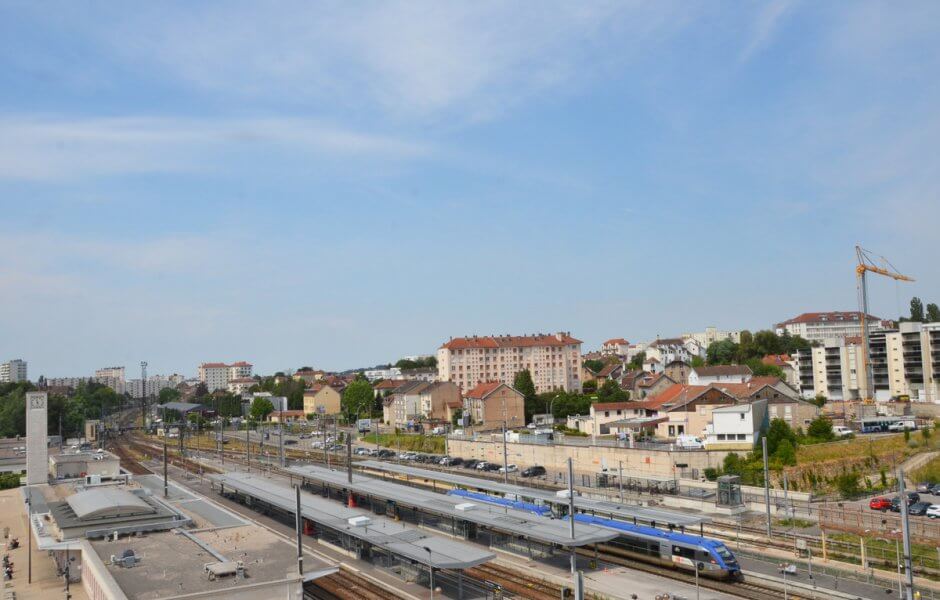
[463,382,525,431]
[417,382,462,422]
[688,365,752,386]
[594,363,624,387]
[227,377,256,395]
[384,381,431,428]
[709,377,817,430]
[269,410,306,423]
[704,400,768,450]
[401,367,439,382]
[645,338,699,364]
[652,385,739,439]
[601,338,630,357]
[373,379,408,398]
[643,356,662,373]
[634,373,675,399]
[663,360,692,385]
[303,384,342,416]
[293,369,326,385]
[762,354,798,388]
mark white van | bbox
[676,435,704,449]
[833,425,854,437]
[889,420,917,432]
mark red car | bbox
[870,497,892,511]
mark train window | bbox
[672,545,694,559]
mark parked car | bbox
[909,502,932,516]
[482,463,502,472]
[284,439,298,445]
[916,482,934,493]
[832,426,854,437]
[890,492,920,512]
[869,497,892,511]
[377,449,395,458]
[521,465,547,478]
[498,464,518,474]
[475,461,489,470]
[930,483,940,495]
[675,435,704,449]
[441,457,463,466]
[927,505,940,519]
[462,459,479,469]
[889,420,917,432]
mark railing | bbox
[448,432,706,452]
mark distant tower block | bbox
[26,392,48,485]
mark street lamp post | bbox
[423,546,435,600]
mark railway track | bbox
[592,544,807,600]
[466,563,562,600]
[121,435,808,600]
[307,569,402,600]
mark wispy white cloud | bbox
[739,0,798,62]
[0,115,429,181]
[41,1,695,122]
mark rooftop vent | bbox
[455,503,476,511]
[347,516,371,527]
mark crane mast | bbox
[855,245,914,401]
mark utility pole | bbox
[141,361,148,431]
[502,419,509,483]
[163,406,168,498]
[347,435,353,484]
[898,468,915,600]
[295,485,304,576]
[618,460,624,504]
[567,457,582,600]
[279,424,284,468]
[762,435,772,538]
[246,420,250,472]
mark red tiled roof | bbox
[649,338,685,347]
[592,401,634,411]
[776,311,879,326]
[710,377,792,400]
[762,354,792,367]
[464,381,519,399]
[441,332,582,350]
[374,379,408,390]
[230,361,252,367]
[596,363,622,377]
[200,362,227,368]
[603,338,629,346]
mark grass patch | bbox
[911,456,940,484]
[360,433,445,454]
[831,533,940,572]
[776,517,814,528]
[796,433,933,463]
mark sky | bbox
[1,1,939,378]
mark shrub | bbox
[835,471,862,499]
[0,472,20,490]
[703,467,719,481]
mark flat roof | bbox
[288,464,620,546]
[67,488,153,520]
[90,523,336,599]
[357,460,708,528]
[213,472,494,570]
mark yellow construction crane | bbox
[856,245,915,400]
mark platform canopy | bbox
[156,402,202,413]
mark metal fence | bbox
[818,503,940,542]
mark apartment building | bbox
[198,361,253,392]
[776,311,885,343]
[437,332,582,394]
[681,327,741,347]
[126,375,184,398]
[793,339,867,401]
[0,359,27,383]
[94,366,126,394]
[643,338,703,364]
[688,365,752,386]
[303,384,342,416]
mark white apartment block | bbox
[0,359,27,383]
[644,338,703,364]
[94,366,126,394]
[776,311,886,343]
[364,367,402,381]
[601,338,630,356]
[437,332,582,394]
[681,327,741,347]
[793,321,940,403]
[198,361,253,392]
[126,374,185,398]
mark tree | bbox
[596,379,628,403]
[513,370,537,402]
[159,387,181,404]
[450,408,464,427]
[249,396,274,421]
[835,471,861,499]
[746,358,785,379]
[582,359,605,374]
[806,416,835,441]
[927,303,940,323]
[581,380,597,392]
[774,439,797,466]
[765,418,797,456]
[342,379,375,421]
[910,297,925,322]
[706,340,737,365]
[626,351,646,370]
[690,356,705,368]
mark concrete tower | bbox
[26,391,48,485]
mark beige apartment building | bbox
[776,311,885,343]
[198,361,253,392]
[437,332,582,394]
[793,321,940,403]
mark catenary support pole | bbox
[898,468,914,600]
[295,484,303,576]
[568,457,576,574]
[347,434,353,484]
[163,407,168,498]
[762,435,772,537]
[503,419,509,483]
[618,460,624,504]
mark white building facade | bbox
[0,359,27,383]
[776,311,886,343]
[198,361,253,392]
[437,332,583,394]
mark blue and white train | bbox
[447,489,552,516]
[447,489,741,581]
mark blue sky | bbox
[1,1,938,378]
